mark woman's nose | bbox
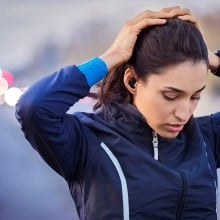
[174,102,192,123]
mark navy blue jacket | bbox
[16,65,220,220]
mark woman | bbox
[16,6,220,220]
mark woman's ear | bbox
[124,67,137,94]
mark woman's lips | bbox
[165,124,185,133]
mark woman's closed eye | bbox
[191,94,201,101]
[163,92,178,101]
[163,92,201,101]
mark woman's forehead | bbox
[145,61,207,90]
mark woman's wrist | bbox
[99,49,128,72]
[77,57,108,86]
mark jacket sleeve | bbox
[198,112,220,168]
[15,65,93,181]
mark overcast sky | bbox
[0,0,220,68]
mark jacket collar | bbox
[95,101,153,134]
[95,101,195,143]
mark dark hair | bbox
[93,18,208,110]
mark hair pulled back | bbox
[93,18,208,110]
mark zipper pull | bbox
[152,131,159,160]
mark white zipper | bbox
[152,132,159,160]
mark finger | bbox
[178,15,198,24]
[178,15,200,29]
[167,8,191,17]
[126,10,161,26]
[127,8,191,29]
[131,10,157,22]
[134,8,191,22]
[122,17,166,38]
[160,5,181,13]
[134,18,167,32]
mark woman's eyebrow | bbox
[164,85,206,94]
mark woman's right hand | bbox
[100,6,191,71]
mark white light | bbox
[4,87,23,107]
[0,68,2,78]
[0,77,8,95]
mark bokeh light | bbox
[2,69,14,86]
[4,87,23,107]
[0,77,8,95]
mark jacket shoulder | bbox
[197,112,220,168]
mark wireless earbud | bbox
[128,78,136,89]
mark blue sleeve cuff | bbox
[77,57,108,87]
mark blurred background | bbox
[0,0,220,219]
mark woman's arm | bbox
[16,65,95,181]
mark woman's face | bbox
[133,61,207,139]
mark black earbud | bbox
[128,78,136,88]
